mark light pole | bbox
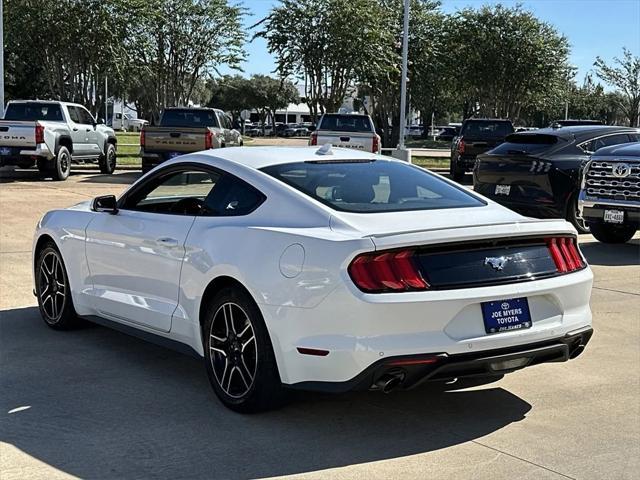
[0,0,5,117]
[398,0,410,150]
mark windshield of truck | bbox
[462,121,514,138]
[4,103,64,122]
[319,115,373,133]
[160,109,220,128]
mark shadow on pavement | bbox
[580,239,640,267]
[0,306,531,479]
[78,172,141,185]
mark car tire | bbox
[588,222,636,244]
[566,192,589,234]
[450,157,465,182]
[203,287,285,413]
[35,243,80,330]
[99,143,117,174]
[52,146,71,181]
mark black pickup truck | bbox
[450,118,514,182]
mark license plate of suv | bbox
[495,184,511,195]
[603,209,624,224]
[481,297,532,334]
[0,147,11,156]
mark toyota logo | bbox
[612,163,631,178]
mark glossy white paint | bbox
[33,147,593,386]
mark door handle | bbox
[86,128,91,132]
[72,127,78,131]
[155,237,179,247]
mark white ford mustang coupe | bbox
[33,146,593,412]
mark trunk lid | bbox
[142,127,210,153]
[0,121,37,148]
[316,131,375,152]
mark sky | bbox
[221,0,640,84]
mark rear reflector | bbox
[546,237,584,273]
[386,356,441,367]
[348,249,429,293]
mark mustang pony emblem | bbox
[484,256,511,271]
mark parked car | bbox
[436,126,458,142]
[140,107,242,173]
[405,125,423,137]
[34,146,593,412]
[283,124,309,137]
[0,100,117,180]
[310,113,381,153]
[579,142,640,243]
[474,126,640,233]
[111,112,148,132]
[450,118,514,182]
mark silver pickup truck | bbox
[0,100,117,180]
[309,113,381,153]
[579,142,639,243]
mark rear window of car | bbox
[262,160,485,213]
[319,115,373,133]
[160,109,220,128]
[461,121,514,137]
[490,134,561,155]
[4,103,63,122]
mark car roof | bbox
[512,125,638,140]
[191,146,381,169]
[593,141,640,157]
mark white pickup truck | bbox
[309,113,381,153]
[0,100,117,180]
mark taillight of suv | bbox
[457,138,465,155]
[310,132,318,146]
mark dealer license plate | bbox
[0,147,11,156]
[481,297,532,334]
[495,184,511,195]
[167,151,181,159]
[603,209,624,224]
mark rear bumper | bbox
[290,327,593,393]
[0,143,53,164]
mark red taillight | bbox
[348,249,429,293]
[205,130,214,149]
[372,134,380,153]
[457,138,465,155]
[310,132,318,146]
[140,129,145,147]
[547,237,585,273]
[35,124,45,144]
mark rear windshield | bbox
[262,160,485,213]
[462,121,514,137]
[490,134,561,155]
[160,109,219,128]
[319,115,373,133]
[4,103,63,122]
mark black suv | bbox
[450,119,514,182]
[474,126,640,233]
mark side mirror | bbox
[92,195,118,214]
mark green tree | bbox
[444,4,571,120]
[248,75,299,134]
[595,48,640,127]
[208,75,256,131]
[255,0,385,122]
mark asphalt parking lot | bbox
[1,168,639,480]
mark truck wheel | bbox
[99,143,117,174]
[450,157,465,182]
[566,192,589,234]
[52,147,71,181]
[588,222,636,244]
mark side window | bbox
[123,169,220,215]
[225,115,233,129]
[67,106,81,124]
[203,175,265,216]
[78,107,95,125]
[581,134,633,153]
